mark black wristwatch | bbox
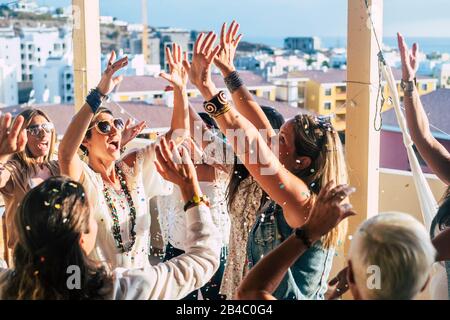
[294,227,313,249]
[400,78,417,97]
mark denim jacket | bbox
[247,201,334,300]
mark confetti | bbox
[26,226,31,231]
[54,204,61,209]
[348,235,353,240]
[279,183,285,189]
[296,160,301,164]
[310,168,315,173]
[63,218,68,223]
[44,201,50,206]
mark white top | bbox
[0,205,221,300]
[158,179,231,251]
[158,130,232,251]
[80,143,173,271]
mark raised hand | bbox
[160,43,189,90]
[97,51,129,96]
[303,182,356,242]
[0,113,27,158]
[327,266,350,300]
[214,21,243,77]
[183,32,220,98]
[397,33,419,82]
[154,138,198,188]
[120,118,146,147]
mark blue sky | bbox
[12,0,450,38]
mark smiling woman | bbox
[0,108,60,264]
[58,46,191,270]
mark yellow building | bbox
[273,69,437,131]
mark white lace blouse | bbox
[0,204,221,300]
[80,142,173,271]
[158,179,231,251]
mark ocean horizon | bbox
[245,36,450,54]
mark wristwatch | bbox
[294,227,313,249]
[183,194,210,212]
[400,78,416,97]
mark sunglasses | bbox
[89,118,125,135]
[26,122,54,136]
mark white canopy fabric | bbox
[380,61,439,230]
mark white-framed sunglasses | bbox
[26,122,54,136]
[88,118,125,135]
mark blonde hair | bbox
[13,108,56,171]
[348,212,436,300]
[292,115,348,249]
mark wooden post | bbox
[346,0,383,241]
[72,0,101,111]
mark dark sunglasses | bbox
[89,118,125,135]
[26,122,54,136]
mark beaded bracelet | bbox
[86,88,108,114]
[203,91,232,118]
[224,71,244,93]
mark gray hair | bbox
[348,212,436,300]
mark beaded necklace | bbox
[103,164,137,253]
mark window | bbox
[29,75,33,80]
[324,102,332,110]
[324,88,332,96]
[154,94,163,99]
[421,83,428,91]
[28,44,32,50]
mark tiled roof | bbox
[114,70,274,93]
[278,68,433,84]
[1,96,310,135]
[382,88,450,139]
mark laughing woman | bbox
[186,24,349,299]
[58,45,190,270]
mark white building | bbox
[19,27,72,81]
[0,27,22,81]
[33,54,74,104]
[329,48,347,69]
[11,0,39,13]
[433,63,450,89]
[0,59,19,107]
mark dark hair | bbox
[226,106,285,210]
[431,187,450,237]
[3,176,109,300]
[79,107,113,156]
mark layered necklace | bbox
[103,164,137,253]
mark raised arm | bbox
[0,114,26,189]
[159,43,190,144]
[58,52,128,181]
[141,139,220,299]
[398,33,450,185]
[185,33,313,227]
[236,183,356,300]
[213,21,276,138]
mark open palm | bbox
[397,33,419,81]
[183,32,220,90]
[214,21,243,77]
[97,51,129,95]
[160,43,188,89]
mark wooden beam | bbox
[72,0,101,111]
[346,0,383,238]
